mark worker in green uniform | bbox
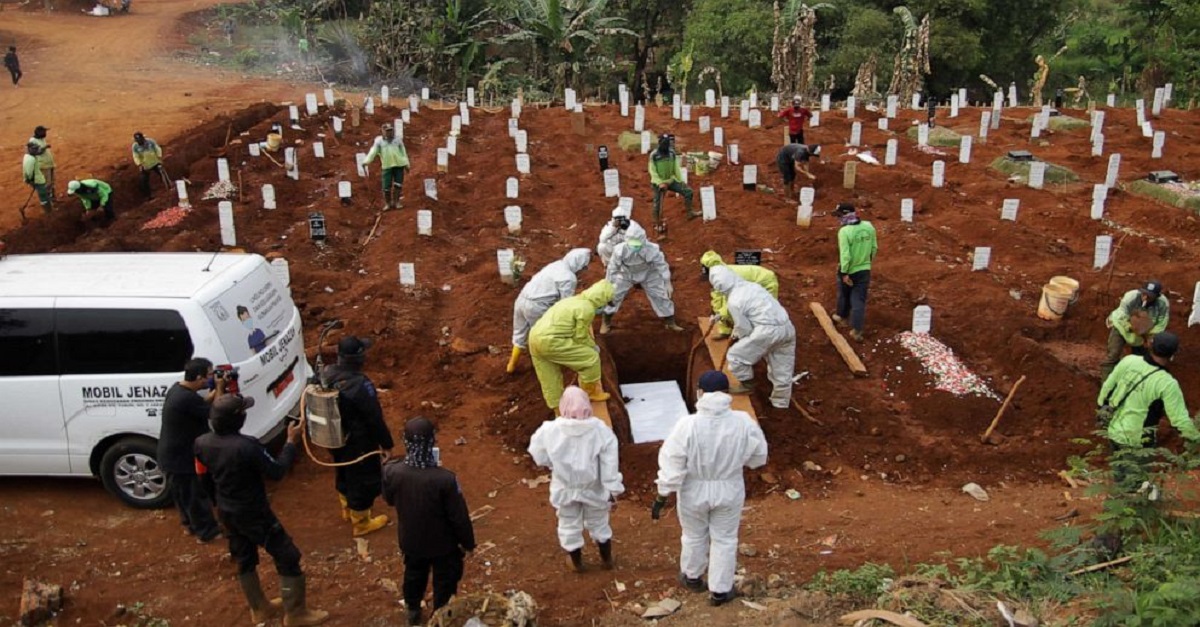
[22,142,52,215]
[29,126,55,196]
[1100,280,1169,381]
[67,179,115,221]
[132,132,170,195]
[832,203,877,342]
[364,123,409,210]
[700,251,779,340]
[648,134,695,235]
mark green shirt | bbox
[29,137,55,169]
[75,179,112,210]
[648,151,682,185]
[364,136,409,169]
[837,220,878,274]
[132,139,163,169]
[1107,289,1169,345]
[1099,354,1198,447]
[22,154,44,185]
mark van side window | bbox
[0,309,57,376]
[57,309,194,375]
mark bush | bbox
[235,48,262,69]
[989,156,1079,184]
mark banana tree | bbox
[440,0,500,92]
[500,0,636,95]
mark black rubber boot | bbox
[567,548,584,573]
[598,540,613,570]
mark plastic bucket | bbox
[266,133,282,152]
[1049,275,1079,302]
[1038,283,1073,321]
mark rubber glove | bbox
[651,495,668,520]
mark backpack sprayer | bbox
[300,319,385,466]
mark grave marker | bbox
[1091,134,1104,157]
[843,161,857,189]
[364,97,374,116]
[634,104,645,131]
[1152,131,1165,158]
[332,117,343,137]
[305,93,318,116]
[739,100,750,121]
[750,92,758,109]
[713,127,724,147]
[950,94,960,118]
[399,263,416,286]
[721,96,730,118]
[506,177,518,199]
[846,96,857,118]
[466,87,475,107]
[217,158,231,182]
[421,87,429,100]
[451,115,462,134]
[886,95,898,118]
[1028,161,1046,189]
[1094,235,1112,269]
[700,186,717,221]
[565,88,576,110]
[682,104,692,122]
[958,88,967,106]
[901,198,913,222]
[1164,83,1174,105]
[640,131,651,154]
[728,143,739,165]
[1105,153,1121,188]
[324,88,335,107]
[249,143,261,157]
[603,169,620,197]
[810,111,820,127]
[1136,99,1146,125]
[673,95,682,119]
[417,210,432,236]
[912,305,932,333]
[496,250,514,285]
[512,99,522,119]
[409,95,419,112]
[219,201,236,247]
[618,197,633,215]
[355,153,368,177]
[796,204,813,227]
[337,181,351,204]
[424,178,437,200]
[516,153,531,174]
[1008,83,1018,107]
[508,118,518,138]
[313,142,325,159]
[911,93,921,109]
[742,165,757,191]
[1001,198,1019,221]
[770,95,780,112]
[1152,87,1164,117]
[918,123,929,146]
[459,102,470,126]
[821,94,831,111]
[436,148,449,173]
[401,109,410,123]
[959,135,972,164]
[748,109,762,129]
[979,112,991,141]
[504,206,522,234]
[289,105,300,124]
[972,247,991,271]
[262,184,276,210]
[516,130,528,153]
[620,95,629,117]
[176,180,189,206]
[381,85,390,106]
[706,90,716,107]
[1106,93,1116,107]
[799,187,815,206]
[885,139,898,166]
[285,148,298,181]
[931,160,945,187]
[877,118,889,131]
[446,134,457,156]
[269,258,290,291]
[1141,121,1153,138]
[849,121,862,146]
[699,116,710,134]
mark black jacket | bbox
[321,364,394,455]
[194,433,296,514]
[382,460,476,558]
[158,383,211,474]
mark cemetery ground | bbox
[5,7,1200,626]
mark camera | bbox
[215,365,241,394]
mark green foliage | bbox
[805,562,895,602]
[235,48,263,69]
[675,0,773,96]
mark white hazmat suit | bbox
[511,248,592,348]
[604,223,674,317]
[708,266,797,408]
[656,390,768,594]
[597,208,640,267]
[528,416,624,551]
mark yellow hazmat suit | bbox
[529,280,615,410]
[700,251,779,336]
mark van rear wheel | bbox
[99,438,171,509]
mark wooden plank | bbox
[591,399,612,429]
[808,302,868,376]
[696,317,758,421]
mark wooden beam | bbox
[808,302,868,377]
[696,317,758,421]
[591,399,612,429]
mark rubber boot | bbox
[662,316,684,332]
[237,571,283,623]
[280,575,329,626]
[505,346,522,374]
[581,379,610,402]
[599,314,613,335]
[349,509,389,537]
[598,540,613,570]
[406,607,422,626]
[830,314,848,329]
[849,329,864,342]
[728,379,755,395]
[566,548,584,573]
[337,494,350,522]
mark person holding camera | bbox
[158,357,224,543]
[597,206,641,267]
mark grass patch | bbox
[1026,114,1091,131]
[617,130,657,152]
[1124,179,1200,213]
[989,156,1079,184]
[905,125,962,147]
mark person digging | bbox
[21,142,52,217]
[648,134,695,237]
[776,143,820,201]
[67,178,114,223]
[1100,280,1169,382]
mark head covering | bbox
[708,265,740,295]
[562,248,592,274]
[808,144,821,157]
[698,370,729,393]
[700,250,724,269]
[611,207,626,219]
[337,335,373,356]
[834,202,859,225]
[210,394,255,435]
[1152,331,1179,358]
[558,386,592,419]
[133,132,145,142]
[1140,280,1164,300]
[67,180,81,195]
[403,417,438,468]
[656,134,672,155]
[792,95,802,106]
[34,126,48,138]
[381,123,393,132]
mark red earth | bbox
[4,4,1200,625]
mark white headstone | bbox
[1091,110,1105,130]
[640,131,651,154]
[1152,131,1165,158]
[901,198,914,222]
[821,94,831,112]
[323,88,335,107]
[1105,153,1121,188]
[1091,134,1104,157]
[565,88,576,111]
[1028,161,1046,189]
[796,204,813,226]
[249,143,261,157]
[421,87,430,101]
[262,184,276,210]
[700,186,717,221]
[972,247,991,271]
[958,88,967,106]
[750,92,758,109]
[516,130,528,153]
[459,102,470,126]
[912,305,932,333]
[721,96,731,118]
[706,90,716,107]
[288,105,300,123]
[931,160,945,188]
[620,95,629,118]
[504,205,522,234]
[886,95,898,119]
[313,142,325,159]
[728,143,739,165]
[424,178,437,200]
[959,135,972,164]
[699,116,711,134]
[1001,198,1019,221]
[1093,183,1107,203]
[512,99,522,119]
[713,127,724,147]
[885,139,898,166]
[1141,121,1154,138]
[506,177,518,199]
[1008,84,1018,108]
[1136,99,1146,125]
[991,102,1001,129]
[399,263,416,286]
[979,112,991,140]
[683,104,693,122]
[333,117,343,135]
[217,158,231,183]
[849,122,862,146]
[305,93,319,116]
[1164,83,1174,104]
[673,94,682,119]
[634,105,645,132]
[285,148,298,181]
[1152,87,1164,117]
[508,118,518,138]
[1094,235,1112,269]
[417,210,432,236]
[911,93,921,110]
[743,165,757,187]
[618,197,633,215]
[877,118,889,131]
[679,164,688,185]
[574,103,583,115]
[410,95,419,112]
[799,187,815,206]
[1031,118,1042,139]
[176,180,189,206]
[918,124,929,146]
[446,134,457,156]
[1091,197,1105,220]
[770,95,780,112]
[380,85,390,106]
[846,96,857,118]
[739,100,750,121]
[496,250,514,280]
[436,148,449,171]
[451,115,462,135]
[364,97,374,116]
[603,169,620,197]
[810,111,820,127]
[337,181,351,200]
[401,109,411,123]
[1106,93,1116,107]
[355,153,368,177]
[269,257,290,290]
[1191,282,1200,327]
[748,109,762,129]
[218,201,236,247]
[466,87,475,107]
[950,94,960,118]
[516,153,531,174]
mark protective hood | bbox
[579,279,614,308]
[696,390,734,418]
[558,386,593,419]
[708,265,741,295]
[700,250,725,269]
[624,223,647,245]
[562,248,592,274]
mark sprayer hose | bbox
[298,388,386,468]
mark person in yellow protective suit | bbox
[529,280,615,410]
[699,251,779,340]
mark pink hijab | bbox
[559,386,593,419]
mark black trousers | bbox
[403,551,464,610]
[139,164,164,194]
[219,509,303,576]
[836,269,872,332]
[168,472,219,539]
[6,67,19,85]
[789,132,805,144]
[333,451,382,511]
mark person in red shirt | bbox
[778,96,812,144]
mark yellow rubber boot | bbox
[349,509,389,537]
[581,379,610,402]
[505,346,523,373]
[337,494,350,522]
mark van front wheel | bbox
[99,438,171,509]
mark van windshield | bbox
[202,264,293,363]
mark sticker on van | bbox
[203,265,290,362]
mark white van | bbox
[0,252,309,508]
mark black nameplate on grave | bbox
[598,145,609,172]
[308,212,327,241]
[1148,171,1180,184]
[1007,150,1034,162]
[734,249,762,265]
[1048,109,1062,117]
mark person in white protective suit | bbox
[652,370,768,606]
[601,222,683,333]
[707,265,797,409]
[507,248,593,373]
[527,386,624,572]
[597,207,641,267]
